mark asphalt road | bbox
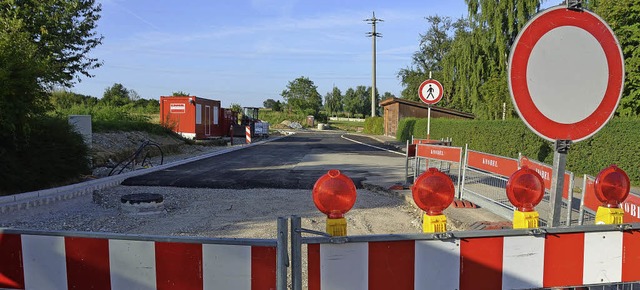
[122,132,406,190]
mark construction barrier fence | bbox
[291,216,640,290]
[579,175,640,226]
[413,143,463,197]
[459,147,520,220]
[0,217,288,290]
[3,217,640,290]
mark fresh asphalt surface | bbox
[122,132,404,189]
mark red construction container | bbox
[160,96,226,139]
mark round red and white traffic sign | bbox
[508,6,624,142]
[419,79,444,105]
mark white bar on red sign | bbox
[414,240,460,289]
[320,243,368,290]
[466,150,519,177]
[583,231,623,284]
[415,144,462,163]
[502,236,545,289]
[203,244,252,289]
[109,239,157,290]
[21,235,68,289]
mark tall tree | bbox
[592,0,640,117]
[281,76,322,115]
[101,83,134,107]
[324,87,343,116]
[0,0,102,134]
[398,15,453,101]
[2,0,103,86]
[342,88,358,117]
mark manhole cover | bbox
[121,193,164,204]
[120,193,165,215]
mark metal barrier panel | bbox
[459,148,520,220]
[580,175,640,225]
[0,220,287,290]
[519,155,576,226]
[292,217,640,290]
[414,144,463,195]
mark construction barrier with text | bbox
[410,142,580,226]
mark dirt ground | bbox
[0,185,422,237]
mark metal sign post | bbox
[427,105,431,140]
[549,140,571,226]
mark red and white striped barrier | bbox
[0,233,276,290]
[308,230,640,290]
[246,126,252,144]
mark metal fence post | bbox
[291,215,302,290]
[276,217,288,290]
[459,144,468,200]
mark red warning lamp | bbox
[594,165,630,225]
[412,168,455,215]
[594,165,630,208]
[412,168,455,233]
[506,167,545,212]
[312,169,357,236]
[506,166,544,229]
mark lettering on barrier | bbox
[533,168,550,181]
[482,158,498,167]
[430,150,444,156]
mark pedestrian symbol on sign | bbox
[426,85,435,100]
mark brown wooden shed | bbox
[380,98,475,137]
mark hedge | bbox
[363,117,383,135]
[397,117,640,185]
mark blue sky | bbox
[71,0,476,107]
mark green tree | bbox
[2,0,103,86]
[172,91,190,96]
[397,15,453,101]
[592,0,640,116]
[101,83,136,106]
[342,88,358,117]
[281,76,322,115]
[230,103,242,113]
[439,0,541,118]
[0,18,46,135]
[263,98,278,109]
[324,87,343,116]
[50,89,98,109]
[382,92,395,100]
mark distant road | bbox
[122,132,405,190]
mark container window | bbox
[196,104,202,124]
[214,106,219,125]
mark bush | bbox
[0,116,90,195]
[363,117,383,135]
[396,117,640,184]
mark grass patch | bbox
[328,120,365,132]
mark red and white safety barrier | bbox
[0,233,276,290]
[308,230,640,289]
[246,126,252,144]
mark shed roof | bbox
[379,97,475,119]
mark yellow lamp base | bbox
[595,206,624,225]
[513,210,539,229]
[422,213,447,233]
[326,217,347,236]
